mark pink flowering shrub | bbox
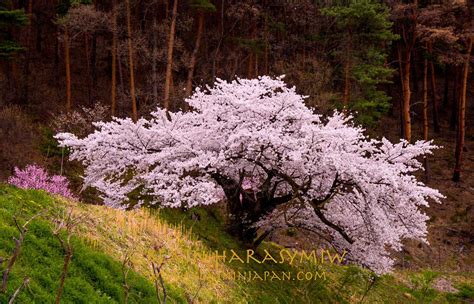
[8,164,75,199]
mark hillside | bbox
[0,185,473,303]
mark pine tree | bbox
[0,7,28,58]
[322,0,397,125]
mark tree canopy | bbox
[57,76,443,274]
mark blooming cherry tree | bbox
[56,76,443,273]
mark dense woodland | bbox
[0,0,473,274]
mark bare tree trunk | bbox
[65,26,72,112]
[453,37,473,182]
[342,61,351,108]
[111,0,118,116]
[442,65,449,108]
[450,67,459,131]
[429,61,440,133]
[411,49,419,96]
[211,0,224,82]
[152,16,158,104]
[55,31,60,86]
[164,0,178,112]
[125,0,138,121]
[423,55,429,181]
[428,43,440,133]
[402,47,412,142]
[91,34,97,92]
[397,46,405,138]
[21,0,34,104]
[247,53,254,78]
[118,49,125,96]
[264,6,269,75]
[85,35,92,103]
[185,11,204,99]
[255,52,258,76]
[247,20,257,79]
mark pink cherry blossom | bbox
[56,76,443,273]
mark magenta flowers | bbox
[8,164,75,199]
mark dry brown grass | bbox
[57,198,244,303]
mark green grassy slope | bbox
[0,185,473,303]
[0,186,185,303]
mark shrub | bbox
[8,164,75,199]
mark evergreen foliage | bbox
[322,0,398,124]
[0,7,28,58]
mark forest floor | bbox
[381,114,474,273]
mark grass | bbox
[0,184,473,303]
[0,186,170,303]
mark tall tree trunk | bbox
[397,46,405,138]
[211,0,224,82]
[342,61,351,108]
[55,29,60,86]
[64,26,72,112]
[152,16,158,104]
[185,11,205,99]
[85,35,92,103]
[118,48,125,96]
[111,0,118,116]
[247,53,254,78]
[442,65,449,108]
[125,0,138,121]
[164,0,178,112]
[453,37,473,182]
[402,47,412,142]
[450,67,459,131]
[423,55,429,181]
[428,43,440,133]
[21,0,33,104]
[255,52,258,76]
[247,20,257,79]
[91,34,97,96]
[264,8,269,75]
[411,49,419,96]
